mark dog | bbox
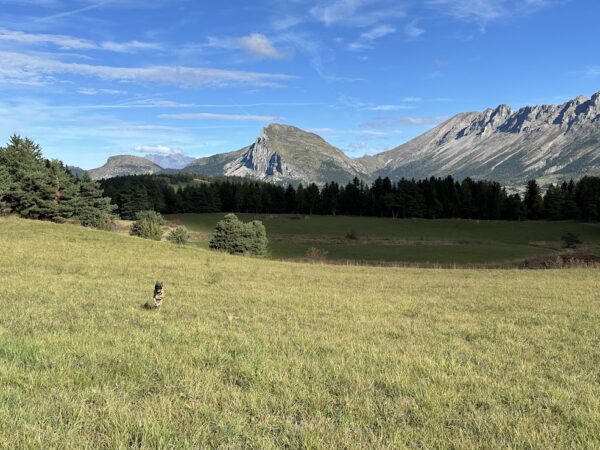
[152,281,164,309]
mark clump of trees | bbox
[0,135,115,228]
[129,210,164,241]
[101,173,600,223]
[209,214,268,256]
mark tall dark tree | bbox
[524,180,544,219]
[118,184,151,219]
[76,173,117,229]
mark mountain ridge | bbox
[88,155,163,180]
[84,91,600,186]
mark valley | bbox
[167,213,600,266]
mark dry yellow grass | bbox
[1,216,599,448]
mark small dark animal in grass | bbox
[150,282,164,309]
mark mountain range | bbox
[85,92,600,186]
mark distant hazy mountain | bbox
[361,92,600,185]
[66,165,86,178]
[144,153,194,170]
[184,123,369,184]
[85,92,600,186]
[88,155,163,180]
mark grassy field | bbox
[1,216,599,448]
[168,213,600,265]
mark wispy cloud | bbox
[0,27,162,53]
[134,144,180,155]
[278,31,361,82]
[361,115,449,128]
[348,24,396,51]
[204,33,287,60]
[80,99,322,109]
[426,0,557,25]
[404,21,425,39]
[77,87,126,95]
[158,112,279,122]
[339,95,415,111]
[0,51,294,87]
[427,0,506,22]
[34,1,109,22]
[237,33,285,59]
[586,66,600,78]
[311,0,405,27]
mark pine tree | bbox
[284,184,297,213]
[76,173,116,229]
[209,214,268,256]
[118,183,151,219]
[0,164,10,211]
[0,136,57,219]
[48,159,80,221]
[524,180,544,220]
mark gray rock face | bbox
[185,124,369,184]
[86,92,600,186]
[362,91,600,185]
[88,155,163,180]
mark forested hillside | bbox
[0,136,116,229]
[100,173,600,222]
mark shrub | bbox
[306,247,328,261]
[561,232,582,249]
[130,217,163,241]
[346,229,359,240]
[135,210,166,225]
[81,211,115,231]
[167,226,189,245]
[209,213,268,256]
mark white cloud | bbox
[134,145,180,155]
[158,112,278,122]
[35,1,108,22]
[100,40,163,52]
[237,33,284,60]
[311,0,405,27]
[348,24,395,51]
[0,27,162,53]
[77,87,126,95]
[361,116,450,128]
[339,95,414,111]
[0,51,294,87]
[426,0,556,24]
[0,27,94,49]
[361,24,396,40]
[405,21,425,39]
[426,0,507,22]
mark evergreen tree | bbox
[48,159,80,220]
[305,183,321,215]
[118,183,151,219]
[543,184,566,220]
[284,184,297,213]
[0,164,10,211]
[0,135,57,219]
[524,180,544,220]
[209,213,268,256]
[76,173,116,229]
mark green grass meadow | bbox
[1,216,599,448]
[169,213,600,265]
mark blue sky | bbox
[0,0,598,168]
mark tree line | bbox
[0,135,115,229]
[101,173,600,222]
